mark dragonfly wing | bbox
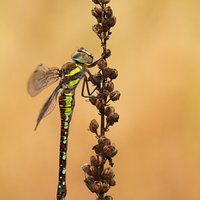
[28,64,60,97]
[35,85,61,130]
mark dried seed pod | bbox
[82,164,97,176]
[103,145,118,157]
[92,144,102,154]
[103,67,111,77]
[98,136,111,147]
[92,181,103,194]
[102,49,111,59]
[104,81,114,92]
[104,195,113,200]
[102,18,109,27]
[92,0,101,4]
[89,119,99,133]
[92,24,103,34]
[102,0,110,4]
[107,112,119,124]
[110,90,120,101]
[101,167,115,179]
[104,106,115,116]
[98,59,107,70]
[102,182,110,193]
[109,178,116,186]
[102,89,109,100]
[89,96,97,105]
[107,16,116,27]
[94,7,102,15]
[91,9,100,19]
[109,68,118,79]
[96,98,105,110]
[90,155,103,166]
[105,6,113,18]
[84,175,95,190]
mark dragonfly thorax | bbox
[61,62,83,90]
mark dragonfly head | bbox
[71,47,93,64]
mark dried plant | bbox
[82,0,120,199]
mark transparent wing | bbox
[28,64,60,97]
[34,85,61,130]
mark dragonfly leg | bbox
[81,75,98,98]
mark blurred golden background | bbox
[1,0,200,199]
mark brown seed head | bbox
[110,90,120,101]
[107,16,116,27]
[109,68,118,79]
[101,167,115,179]
[104,106,115,116]
[105,6,113,18]
[89,96,97,105]
[92,24,103,34]
[103,67,111,77]
[82,164,97,176]
[104,145,118,157]
[89,119,99,133]
[98,136,111,147]
[90,155,103,166]
[96,98,105,110]
[107,112,119,124]
[104,81,114,92]
[94,6,102,15]
[102,0,110,4]
[98,59,107,70]
[109,178,116,186]
[103,196,113,200]
[92,0,101,4]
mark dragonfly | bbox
[27,47,107,200]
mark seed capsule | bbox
[92,24,103,34]
[89,119,99,133]
[92,144,102,154]
[110,90,120,101]
[89,96,97,105]
[104,195,113,200]
[107,112,119,125]
[92,0,101,4]
[102,0,110,4]
[92,181,103,194]
[109,178,116,186]
[104,106,115,116]
[90,155,103,166]
[103,145,118,157]
[101,167,115,179]
[105,6,113,18]
[84,175,95,190]
[94,6,102,15]
[102,49,111,59]
[104,81,114,92]
[96,98,105,110]
[91,9,100,19]
[108,16,116,27]
[103,67,111,77]
[98,59,107,70]
[102,89,109,100]
[82,164,97,176]
[102,183,110,193]
[109,68,118,79]
[98,136,111,147]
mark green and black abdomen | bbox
[57,62,82,200]
[57,89,75,199]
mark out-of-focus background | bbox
[1,0,200,200]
